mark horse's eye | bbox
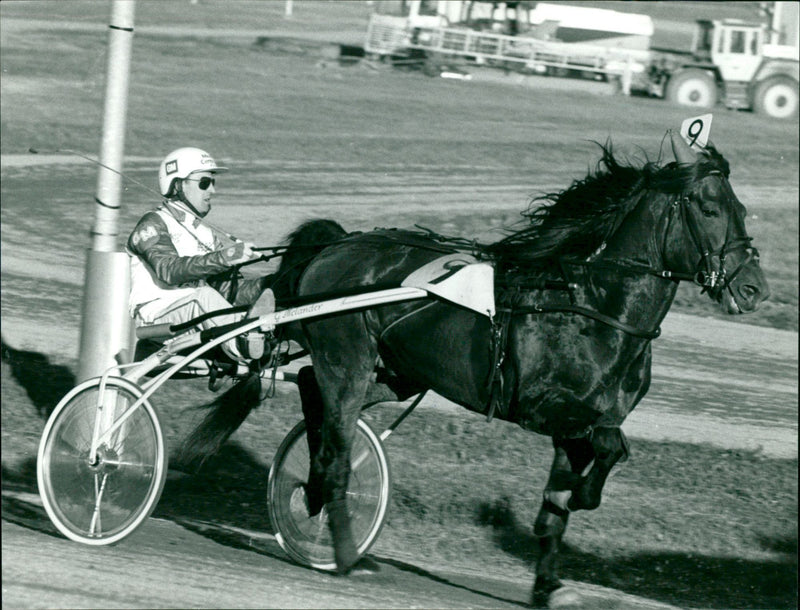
[701,208,720,218]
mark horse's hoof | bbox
[548,586,582,608]
[339,556,380,576]
[532,577,561,607]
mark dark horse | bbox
[186,133,769,606]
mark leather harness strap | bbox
[485,306,513,422]
[512,303,662,340]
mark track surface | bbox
[2,300,795,609]
[3,507,683,609]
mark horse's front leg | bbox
[568,426,629,511]
[566,348,645,512]
[532,436,594,606]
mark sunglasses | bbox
[185,176,216,190]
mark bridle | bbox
[657,170,758,301]
[499,169,759,341]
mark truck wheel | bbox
[666,70,718,108]
[754,77,799,119]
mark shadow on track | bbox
[3,337,793,609]
[1,335,76,418]
[478,496,798,610]
[154,441,275,534]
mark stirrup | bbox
[248,289,276,332]
[236,331,266,360]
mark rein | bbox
[510,302,662,339]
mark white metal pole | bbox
[77,0,136,382]
[285,0,293,18]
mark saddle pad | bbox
[401,254,495,318]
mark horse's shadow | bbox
[154,442,276,534]
[1,335,76,418]
[2,442,528,607]
[1,336,78,536]
[477,496,798,609]
[1,440,279,542]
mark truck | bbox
[643,2,799,119]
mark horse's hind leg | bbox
[298,366,325,517]
[305,323,378,574]
[532,436,594,605]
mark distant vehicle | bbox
[642,3,799,119]
[365,1,798,118]
[365,1,652,85]
[396,0,653,53]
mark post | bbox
[621,55,632,96]
[77,0,136,382]
[285,0,293,18]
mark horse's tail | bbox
[273,219,348,299]
[173,372,262,472]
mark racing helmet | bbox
[158,147,228,197]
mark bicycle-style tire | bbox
[267,418,391,570]
[37,377,168,545]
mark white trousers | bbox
[135,286,245,359]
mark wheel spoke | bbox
[89,473,108,536]
[351,449,370,470]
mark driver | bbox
[127,147,274,362]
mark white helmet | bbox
[158,147,228,197]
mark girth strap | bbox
[485,306,513,422]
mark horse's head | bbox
[663,133,769,313]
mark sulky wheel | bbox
[267,417,391,570]
[37,377,167,545]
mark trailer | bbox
[364,6,650,92]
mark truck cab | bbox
[650,15,798,119]
[697,19,765,83]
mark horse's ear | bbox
[670,130,698,164]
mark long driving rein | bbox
[239,166,755,342]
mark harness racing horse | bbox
[274,133,768,605]
[183,133,767,607]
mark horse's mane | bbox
[485,140,730,269]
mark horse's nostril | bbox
[739,284,759,300]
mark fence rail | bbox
[364,14,647,92]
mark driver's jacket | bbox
[127,202,240,317]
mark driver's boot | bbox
[234,288,276,360]
[249,288,276,331]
